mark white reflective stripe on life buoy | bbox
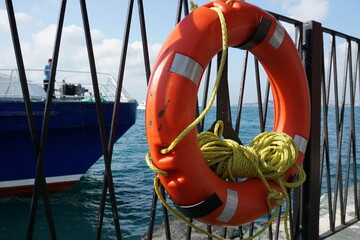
[170,53,203,85]
[216,188,238,223]
[268,22,285,49]
[294,134,308,154]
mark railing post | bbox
[300,21,322,240]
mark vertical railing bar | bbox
[200,61,212,131]
[98,0,137,238]
[347,39,357,222]
[183,0,189,16]
[254,57,264,132]
[146,190,158,240]
[175,0,183,25]
[285,190,294,240]
[238,225,244,239]
[195,99,201,133]
[160,185,172,240]
[235,51,248,135]
[331,33,341,228]
[346,39,358,224]
[294,22,300,51]
[137,0,151,83]
[296,23,303,53]
[216,51,232,124]
[352,42,359,98]
[324,140,333,231]
[289,192,294,239]
[27,0,68,238]
[292,186,301,238]
[319,35,326,184]
[185,218,193,240]
[325,35,335,107]
[266,214,273,240]
[262,81,270,130]
[137,1,160,239]
[325,35,336,232]
[30,0,68,238]
[332,36,340,128]
[323,33,335,232]
[273,205,282,240]
[354,41,360,220]
[249,222,255,237]
[79,0,122,239]
[352,131,359,218]
[137,2,159,238]
[337,39,350,225]
[4,0,57,239]
[357,42,360,100]
[108,0,136,152]
[300,21,322,240]
[344,39,353,217]
[206,225,213,240]
[4,0,38,171]
[222,228,227,238]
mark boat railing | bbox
[0,68,135,102]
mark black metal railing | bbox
[1,0,359,239]
[318,27,360,239]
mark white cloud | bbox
[279,0,329,22]
[0,9,8,32]
[1,11,161,101]
[0,9,41,33]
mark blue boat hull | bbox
[0,100,137,195]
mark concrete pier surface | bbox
[327,221,360,240]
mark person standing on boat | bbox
[43,58,52,92]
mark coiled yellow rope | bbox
[146,1,306,239]
[199,120,306,240]
[200,121,300,181]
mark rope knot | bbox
[267,189,284,206]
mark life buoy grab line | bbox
[145,0,310,227]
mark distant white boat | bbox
[137,101,146,110]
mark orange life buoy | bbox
[145,0,310,227]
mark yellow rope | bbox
[200,123,299,181]
[152,174,283,240]
[146,1,306,239]
[160,5,228,155]
[153,176,229,240]
[199,120,306,239]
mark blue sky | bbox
[1,0,359,103]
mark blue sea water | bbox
[0,106,359,239]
